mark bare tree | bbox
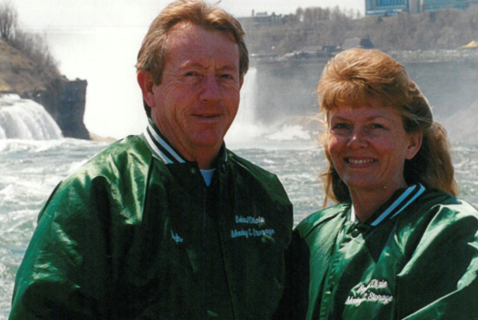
[241,5,478,55]
[0,1,60,82]
[0,1,17,42]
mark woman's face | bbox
[327,100,422,196]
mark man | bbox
[9,1,292,319]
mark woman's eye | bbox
[370,123,385,129]
[332,123,349,130]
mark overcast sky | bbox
[11,0,365,29]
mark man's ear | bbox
[406,132,423,160]
[137,71,156,108]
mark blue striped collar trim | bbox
[350,184,426,226]
[143,121,186,164]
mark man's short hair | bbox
[136,0,249,116]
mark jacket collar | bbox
[143,118,228,166]
[350,184,426,227]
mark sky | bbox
[12,0,365,28]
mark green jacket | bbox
[10,124,293,319]
[279,184,478,319]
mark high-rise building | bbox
[366,0,411,15]
[423,0,478,11]
[365,0,478,15]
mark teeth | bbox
[348,159,374,164]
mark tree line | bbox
[241,6,478,55]
[0,1,60,85]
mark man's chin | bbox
[189,136,225,150]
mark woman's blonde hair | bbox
[317,48,458,205]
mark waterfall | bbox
[226,67,266,146]
[225,67,312,148]
[0,94,63,140]
[236,67,257,124]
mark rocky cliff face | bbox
[31,78,90,139]
[0,39,89,139]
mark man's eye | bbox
[220,74,234,80]
[185,72,197,77]
[370,123,384,129]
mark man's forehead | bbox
[167,21,237,46]
[158,21,241,75]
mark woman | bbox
[279,48,478,320]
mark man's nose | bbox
[199,75,221,102]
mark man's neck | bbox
[189,149,219,169]
[146,119,222,169]
[170,138,222,169]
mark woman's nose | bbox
[347,129,368,148]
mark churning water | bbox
[1,135,478,317]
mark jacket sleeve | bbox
[9,176,115,320]
[395,203,478,320]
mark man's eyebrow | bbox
[178,61,239,70]
[216,65,239,72]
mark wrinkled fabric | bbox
[10,134,293,320]
[279,187,478,320]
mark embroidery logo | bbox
[345,279,393,307]
[235,215,265,225]
[171,230,184,243]
[231,215,275,239]
[231,228,275,239]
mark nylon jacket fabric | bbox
[10,133,293,320]
[278,186,478,320]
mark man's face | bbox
[148,23,242,162]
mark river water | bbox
[1,135,478,317]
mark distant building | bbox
[366,0,413,15]
[238,11,290,26]
[366,0,478,15]
[422,0,478,11]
